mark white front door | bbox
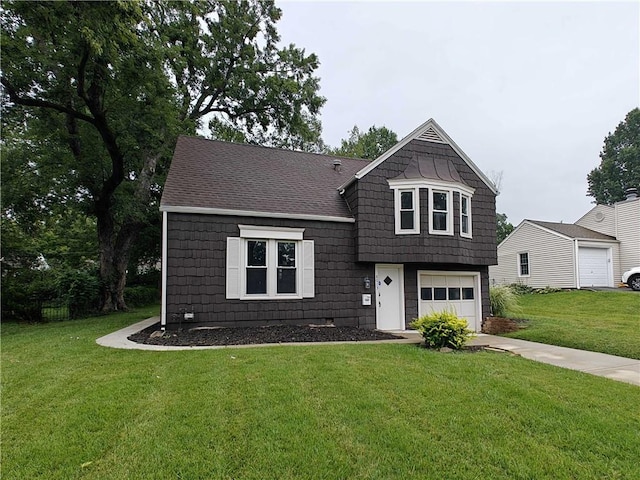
[375,264,404,330]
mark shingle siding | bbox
[354,140,497,265]
[165,213,376,329]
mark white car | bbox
[621,267,640,291]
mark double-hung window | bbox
[460,194,471,238]
[429,189,452,235]
[518,252,530,277]
[226,225,315,299]
[394,188,419,234]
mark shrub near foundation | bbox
[410,310,474,350]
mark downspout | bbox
[574,239,580,289]
[161,210,168,330]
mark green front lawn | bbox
[3,308,640,479]
[504,290,640,359]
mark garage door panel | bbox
[579,247,611,287]
[419,272,480,332]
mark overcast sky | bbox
[277,0,640,226]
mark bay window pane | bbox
[400,191,413,210]
[462,215,469,233]
[400,211,414,230]
[433,212,447,231]
[433,192,447,211]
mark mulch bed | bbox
[128,323,404,347]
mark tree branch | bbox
[1,77,96,124]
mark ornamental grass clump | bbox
[410,310,474,350]
[489,285,521,317]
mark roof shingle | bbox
[161,136,369,220]
[528,220,616,241]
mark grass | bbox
[3,306,640,479]
[503,290,640,359]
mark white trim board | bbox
[160,205,355,223]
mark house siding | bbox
[490,223,577,288]
[354,140,497,265]
[615,198,640,273]
[575,205,616,236]
[165,213,376,329]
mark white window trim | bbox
[239,224,304,240]
[460,193,472,238]
[242,238,302,300]
[227,225,314,300]
[393,187,420,235]
[518,252,530,277]
[429,188,453,235]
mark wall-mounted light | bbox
[363,276,371,289]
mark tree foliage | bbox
[496,212,514,244]
[587,108,640,204]
[330,125,398,160]
[1,0,325,312]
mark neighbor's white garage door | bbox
[578,247,611,287]
[418,272,480,332]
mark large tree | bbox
[1,0,324,311]
[587,108,640,204]
[330,125,398,160]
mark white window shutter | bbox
[226,237,241,299]
[302,240,315,298]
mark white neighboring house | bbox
[490,191,640,289]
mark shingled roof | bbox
[160,136,369,221]
[528,220,616,241]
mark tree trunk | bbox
[96,206,140,312]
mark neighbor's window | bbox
[430,190,452,235]
[460,194,472,238]
[518,252,530,277]
[394,188,419,234]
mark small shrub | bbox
[410,310,474,350]
[508,283,534,295]
[490,285,521,317]
[534,286,562,294]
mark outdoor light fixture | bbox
[363,276,371,289]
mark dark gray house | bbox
[160,119,498,331]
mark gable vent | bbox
[416,126,447,144]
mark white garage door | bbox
[579,247,611,287]
[419,272,481,332]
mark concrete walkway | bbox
[470,334,640,386]
[96,319,640,386]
